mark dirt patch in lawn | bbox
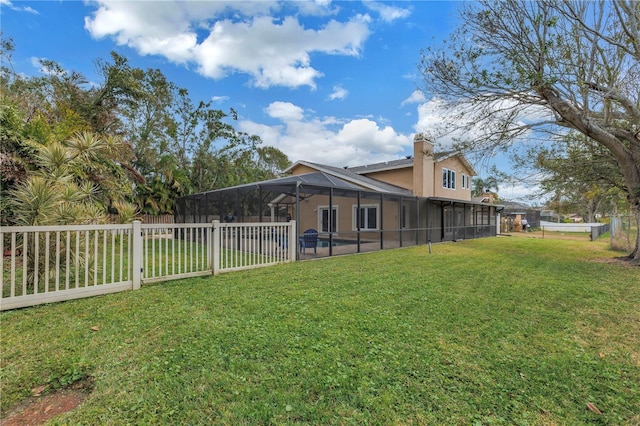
[1,377,93,425]
[505,230,592,241]
[591,256,639,268]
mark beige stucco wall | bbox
[360,168,413,190]
[433,157,473,201]
[292,194,403,238]
[289,164,318,175]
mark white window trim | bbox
[442,168,456,190]
[462,174,470,190]
[352,204,379,231]
[318,205,338,233]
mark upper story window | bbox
[461,174,470,190]
[442,168,456,190]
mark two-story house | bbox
[175,134,500,258]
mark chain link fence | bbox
[610,215,637,252]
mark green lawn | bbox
[1,237,639,425]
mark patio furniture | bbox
[300,229,319,254]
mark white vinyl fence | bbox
[1,220,296,311]
[539,220,610,240]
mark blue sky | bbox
[1,0,533,200]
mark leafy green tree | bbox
[535,133,628,222]
[119,68,286,213]
[2,36,287,218]
[118,67,183,214]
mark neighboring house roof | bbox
[429,196,504,208]
[472,196,490,203]
[501,201,533,211]
[284,160,413,195]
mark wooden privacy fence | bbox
[1,220,296,311]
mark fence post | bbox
[132,220,142,290]
[212,220,220,275]
[288,220,296,262]
[208,221,214,275]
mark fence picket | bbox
[65,231,70,291]
[55,232,61,292]
[45,232,50,293]
[11,232,16,297]
[34,231,40,294]
[2,221,295,310]
[23,233,28,296]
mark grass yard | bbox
[1,237,639,425]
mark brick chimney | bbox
[412,133,435,197]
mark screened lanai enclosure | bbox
[175,172,501,260]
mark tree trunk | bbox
[627,204,640,265]
[587,198,595,224]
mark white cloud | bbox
[362,1,411,22]
[210,95,229,103]
[498,182,546,205]
[295,0,339,16]
[30,56,67,76]
[1,0,38,14]
[29,56,42,69]
[401,89,425,106]
[328,85,348,100]
[413,97,460,149]
[336,119,407,154]
[241,101,412,166]
[84,1,371,89]
[265,101,305,121]
[413,96,553,153]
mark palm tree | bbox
[8,131,137,288]
[472,176,499,197]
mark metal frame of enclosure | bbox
[175,174,500,260]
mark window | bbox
[353,204,378,230]
[462,174,470,190]
[318,206,337,233]
[442,168,456,189]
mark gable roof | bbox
[288,151,477,179]
[261,171,364,191]
[285,161,413,195]
[191,171,368,198]
[434,151,478,176]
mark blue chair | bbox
[300,229,319,254]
